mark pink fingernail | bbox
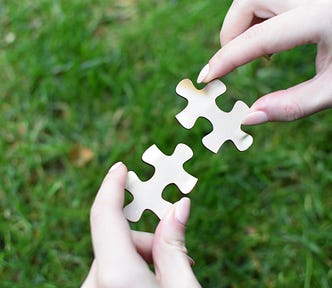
[175,197,191,225]
[109,162,122,172]
[197,64,209,83]
[188,255,195,267]
[242,111,268,125]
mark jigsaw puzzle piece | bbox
[124,171,173,222]
[175,79,227,129]
[202,101,253,153]
[141,143,197,193]
[175,78,253,153]
[124,143,197,222]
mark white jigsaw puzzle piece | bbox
[124,143,198,222]
[176,79,253,153]
[176,79,226,129]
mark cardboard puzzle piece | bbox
[176,79,253,153]
[124,143,198,222]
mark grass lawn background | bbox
[1,0,332,287]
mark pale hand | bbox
[81,162,201,288]
[198,0,332,125]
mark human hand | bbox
[81,162,201,288]
[197,0,332,125]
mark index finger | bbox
[202,6,320,83]
[220,0,302,46]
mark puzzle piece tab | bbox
[124,143,197,222]
[176,79,253,153]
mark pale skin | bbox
[82,1,332,286]
[198,0,332,125]
[81,162,201,288]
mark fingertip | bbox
[96,162,128,207]
[153,198,200,287]
[242,110,269,126]
[108,161,127,174]
[242,96,271,125]
[175,197,191,226]
[108,161,123,172]
[104,162,128,184]
[162,197,191,227]
[199,49,230,83]
[197,64,210,84]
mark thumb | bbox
[242,71,332,125]
[153,198,201,288]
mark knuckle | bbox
[160,236,188,254]
[283,101,304,121]
[244,23,265,41]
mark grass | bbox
[1,0,332,287]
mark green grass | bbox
[1,0,332,287]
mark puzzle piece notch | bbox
[175,79,253,153]
[124,143,198,222]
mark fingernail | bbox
[109,161,122,172]
[197,64,209,83]
[175,197,191,225]
[188,255,195,267]
[242,111,269,125]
